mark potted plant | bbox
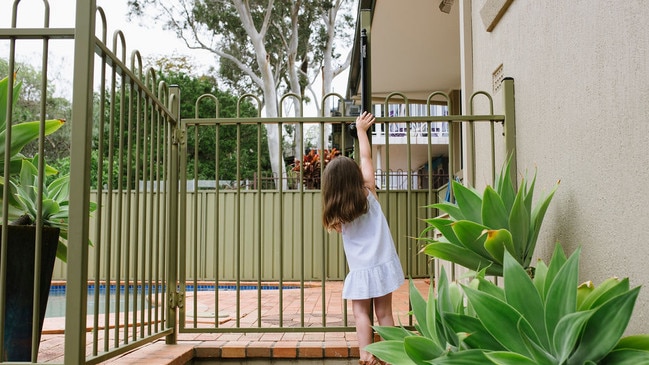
[289,147,340,189]
[0,73,72,361]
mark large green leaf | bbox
[552,310,593,363]
[451,180,483,223]
[430,349,492,364]
[409,277,431,339]
[614,335,649,351]
[462,285,534,357]
[404,336,445,363]
[523,182,559,266]
[432,202,466,221]
[365,340,418,365]
[481,185,509,229]
[578,277,629,311]
[485,352,537,365]
[451,220,492,260]
[532,260,548,301]
[372,325,414,341]
[503,252,548,350]
[422,217,463,247]
[544,247,580,338]
[507,185,530,261]
[422,242,501,276]
[543,245,568,298]
[568,287,641,364]
[0,77,21,131]
[443,313,505,351]
[494,154,516,213]
[600,349,649,365]
[0,119,65,162]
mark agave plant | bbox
[420,157,559,276]
[367,245,649,364]
[9,157,96,262]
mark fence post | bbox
[166,86,181,344]
[65,0,96,363]
[502,77,517,190]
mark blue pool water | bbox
[45,284,300,318]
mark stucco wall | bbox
[469,0,649,333]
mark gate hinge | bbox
[168,291,184,310]
[173,128,185,146]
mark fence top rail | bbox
[182,114,506,126]
[0,27,75,39]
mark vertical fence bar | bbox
[502,77,517,190]
[65,0,97,362]
[166,86,180,344]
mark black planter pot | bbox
[1,225,59,362]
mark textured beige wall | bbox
[468,1,649,333]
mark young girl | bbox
[322,111,404,365]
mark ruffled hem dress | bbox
[341,191,404,300]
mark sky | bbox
[0,0,214,97]
[0,0,349,116]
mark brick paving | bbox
[35,279,430,364]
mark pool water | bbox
[45,284,300,318]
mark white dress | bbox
[341,191,404,300]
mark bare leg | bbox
[352,299,374,363]
[373,292,394,327]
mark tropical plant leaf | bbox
[462,285,534,357]
[481,185,509,229]
[614,335,649,351]
[503,251,548,350]
[533,260,548,301]
[404,336,445,362]
[599,349,649,365]
[443,313,505,351]
[543,244,568,298]
[430,349,491,364]
[485,351,537,365]
[523,182,559,266]
[552,310,593,363]
[450,180,482,223]
[409,278,431,339]
[568,287,641,364]
[544,247,580,338]
[494,154,516,213]
[372,325,415,341]
[422,217,463,247]
[432,202,466,221]
[365,340,418,365]
[507,185,530,261]
[451,220,492,260]
[421,242,501,276]
[579,277,629,311]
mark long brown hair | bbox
[321,156,368,230]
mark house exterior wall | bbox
[468,0,649,333]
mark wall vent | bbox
[492,64,504,94]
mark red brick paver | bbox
[34,279,430,364]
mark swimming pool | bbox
[45,283,301,318]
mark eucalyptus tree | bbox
[127,0,355,183]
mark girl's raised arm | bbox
[354,111,377,195]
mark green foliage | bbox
[0,59,72,161]
[420,157,559,276]
[156,68,271,182]
[9,158,96,262]
[367,246,649,364]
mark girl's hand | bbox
[355,111,375,133]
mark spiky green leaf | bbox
[568,287,641,364]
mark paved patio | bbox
[36,279,431,364]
